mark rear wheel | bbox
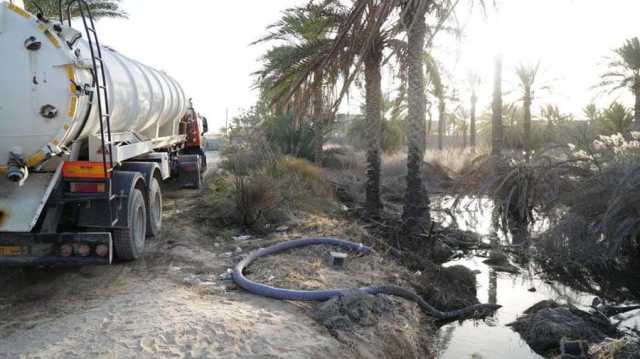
[146,177,163,237]
[113,188,147,261]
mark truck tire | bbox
[113,188,147,261]
[147,177,163,237]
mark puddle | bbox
[435,257,591,358]
[432,196,640,358]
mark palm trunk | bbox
[634,86,640,131]
[491,56,504,156]
[523,88,532,161]
[364,42,383,220]
[470,92,477,149]
[437,98,445,151]
[312,70,323,164]
[462,125,468,148]
[402,4,430,241]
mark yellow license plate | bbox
[0,246,23,256]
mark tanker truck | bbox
[0,0,209,265]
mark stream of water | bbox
[432,197,640,359]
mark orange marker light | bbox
[62,161,111,179]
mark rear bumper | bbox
[0,232,112,266]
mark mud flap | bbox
[176,155,202,189]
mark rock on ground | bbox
[311,290,393,330]
[509,300,619,356]
[411,265,480,311]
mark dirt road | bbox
[0,186,349,358]
[0,157,430,358]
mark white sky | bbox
[93,0,640,131]
[97,0,307,133]
[444,0,640,118]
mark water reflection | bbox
[488,270,497,306]
[435,257,594,359]
[432,196,640,358]
[433,196,549,245]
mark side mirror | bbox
[202,117,209,134]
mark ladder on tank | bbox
[59,0,118,227]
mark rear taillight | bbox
[95,244,109,257]
[76,244,91,257]
[60,244,73,257]
[69,182,106,193]
[181,163,196,172]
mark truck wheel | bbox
[147,177,163,237]
[113,188,147,261]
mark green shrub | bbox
[263,111,315,161]
[268,156,337,213]
[346,116,406,155]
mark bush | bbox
[321,147,363,171]
[268,156,337,213]
[204,149,338,232]
[263,111,315,161]
[346,116,406,155]
[468,133,640,274]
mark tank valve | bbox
[7,153,28,184]
[24,36,42,51]
[40,104,58,119]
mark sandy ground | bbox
[0,153,432,358]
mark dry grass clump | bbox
[329,153,455,215]
[201,144,339,232]
[590,338,640,359]
[424,147,485,175]
[268,156,339,215]
[322,147,364,171]
[200,172,284,231]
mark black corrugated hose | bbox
[232,237,501,320]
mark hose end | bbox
[7,152,28,184]
[7,166,27,183]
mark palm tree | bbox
[600,37,640,131]
[601,102,633,134]
[253,2,345,163]
[343,0,399,220]
[364,33,385,219]
[272,0,471,228]
[491,55,504,156]
[468,73,481,149]
[515,62,540,161]
[400,0,431,239]
[539,104,573,143]
[26,0,127,19]
[275,0,399,220]
[584,103,603,123]
[452,107,469,148]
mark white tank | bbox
[0,1,187,172]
